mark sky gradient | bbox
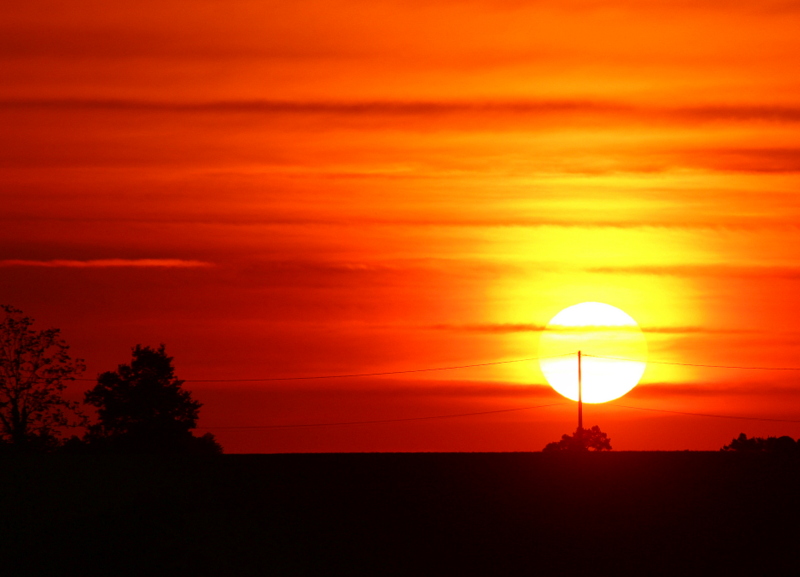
[4,0,800,451]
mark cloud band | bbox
[0,259,213,268]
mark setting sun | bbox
[538,302,648,403]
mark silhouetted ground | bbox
[2,452,799,576]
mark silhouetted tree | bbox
[543,425,612,452]
[722,433,764,452]
[84,344,222,454]
[0,305,85,451]
[722,433,798,454]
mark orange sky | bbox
[3,0,800,451]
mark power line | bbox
[200,401,800,432]
[196,402,567,430]
[67,348,800,433]
[609,403,800,424]
[74,353,800,384]
[190,354,573,382]
[583,354,800,371]
[77,353,572,383]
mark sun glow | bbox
[538,302,647,403]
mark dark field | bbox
[2,452,799,576]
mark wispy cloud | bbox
[0,98,637,115]
[5,214,798,231]
[7,99,800,127]
[629,380,800,399]
[427,323,756,334]
[641,326,759,334]
[195,378,799,403]
[428,323,548,333]
[0,259,213,268]
[588,265,800,279]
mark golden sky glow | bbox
[3,0,800,451]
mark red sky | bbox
[4,0,800,451]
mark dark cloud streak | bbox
[590,265,800,279]
[628,380,800,398]
[0,258,213,268]
[427,323,757,334]
[6,98,800,126]
[3,213,798,232]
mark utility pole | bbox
[578,350,583,432]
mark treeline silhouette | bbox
[0,305,221,454]
[6,303,800,457]
[722,433,800,454]
[543,425,612,452]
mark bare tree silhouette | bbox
[0,305,85,451]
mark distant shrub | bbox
[721,433,798,454]
[543,425,612,452]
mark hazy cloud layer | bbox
[627,380,800,399]
[5,213,799,231]
[191,378,800,403]
[426,323,756,334]
[6,99,800,127]
[0,259,213,268]
[589,265,800,279]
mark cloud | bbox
[641,326,758,334]
[0,98,632,116]
[193,379,557,399]
[6,99,800,127]
[0,259,213,268]
[628,380,800,399]
[356,381,556,399]
[588,265,800,279]
[11,100,800,176]
[427,323,756,334]
[428,323,548,333]
[5,213,796,231]
[193,378,800,404]
[692,147,800,173]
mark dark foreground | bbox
[2,452,799,576]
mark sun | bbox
[538,302,647,403]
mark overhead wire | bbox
[608,403,800,424]
[196,402,567,430]
[75,353,800,383]
[76,352,572,383]
[589,354,800,426]
[73,350,800,430]
[583,353,800,371]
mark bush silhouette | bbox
[543,425,612,452]
[721,433,798,454]
[84,344,221,454]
